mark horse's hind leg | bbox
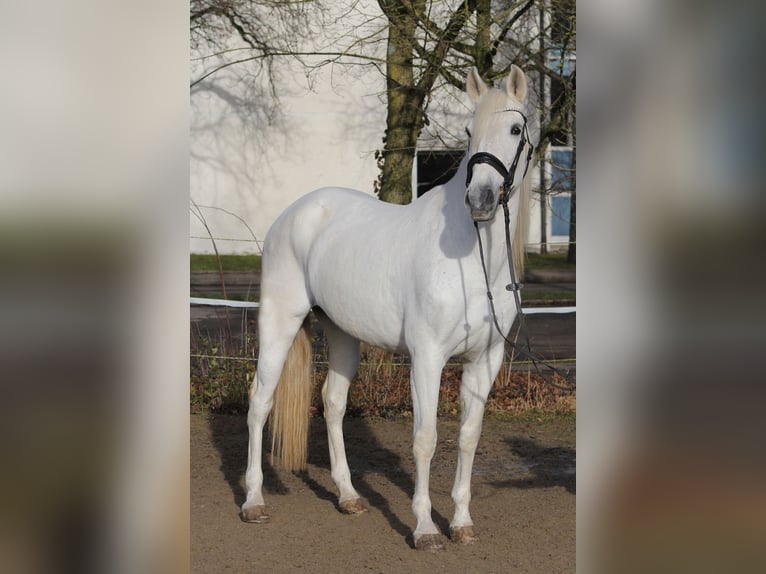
[449,343,504,544]
[316,312,366,514]
[241,295,311,523]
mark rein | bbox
[473,206,575,391]
[467,110,575,391]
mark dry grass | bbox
[349,345,413,416]
[191,325,575,418]
[190,327,253,414]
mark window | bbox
[550,195,571,236]
[550,147,574,192]
[549,148,574,237]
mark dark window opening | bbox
[416,150,465,197]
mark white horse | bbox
[242,65,533,551]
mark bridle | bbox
[467,109,576,391]
[465,109,534,206]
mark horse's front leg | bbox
[450,343,505,544]
[409,352,447,551]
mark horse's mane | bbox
[514,170,530,280]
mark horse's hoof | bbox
[450,525,479,545]
[339,498,368,515]
[414,533,445,552]
[240,504,270,523]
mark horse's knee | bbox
[413,426,437,459]
[458,423,482,453]
[322,385,348,422]
[458,438,480,461]
[248,386,274,422]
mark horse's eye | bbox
[511,125,522,136]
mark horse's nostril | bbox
[479,187,493,206]
[466,186,495,212]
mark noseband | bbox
[465,110,534,204]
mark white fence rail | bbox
[190,297,575,314]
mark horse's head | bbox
[464,65,533,222]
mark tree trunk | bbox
[539,165,548,255]
[567,114,576,263]
[474,0,492,77]
[377,0,424,205]
[567,187,576,263]
[538,5,548,255]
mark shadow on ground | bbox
[490,436,576,494]
[207,415,288,507]
[207,415,576,550]
[207,415,451,549]
[304,417,452,549]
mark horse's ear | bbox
[505,65,527,102]
[466,67,488,103]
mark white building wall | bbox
[191,61,387,254]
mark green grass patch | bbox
[522,289,576,303]
[524,251,575,270]
[191,253,261,273]
[190,251,572,274]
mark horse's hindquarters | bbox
[300,192,414,352]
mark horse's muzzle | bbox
[466,186,499,221]
[468,207,496,222]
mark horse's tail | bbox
[269,316,313,472]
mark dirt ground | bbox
[191,413,575,573]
